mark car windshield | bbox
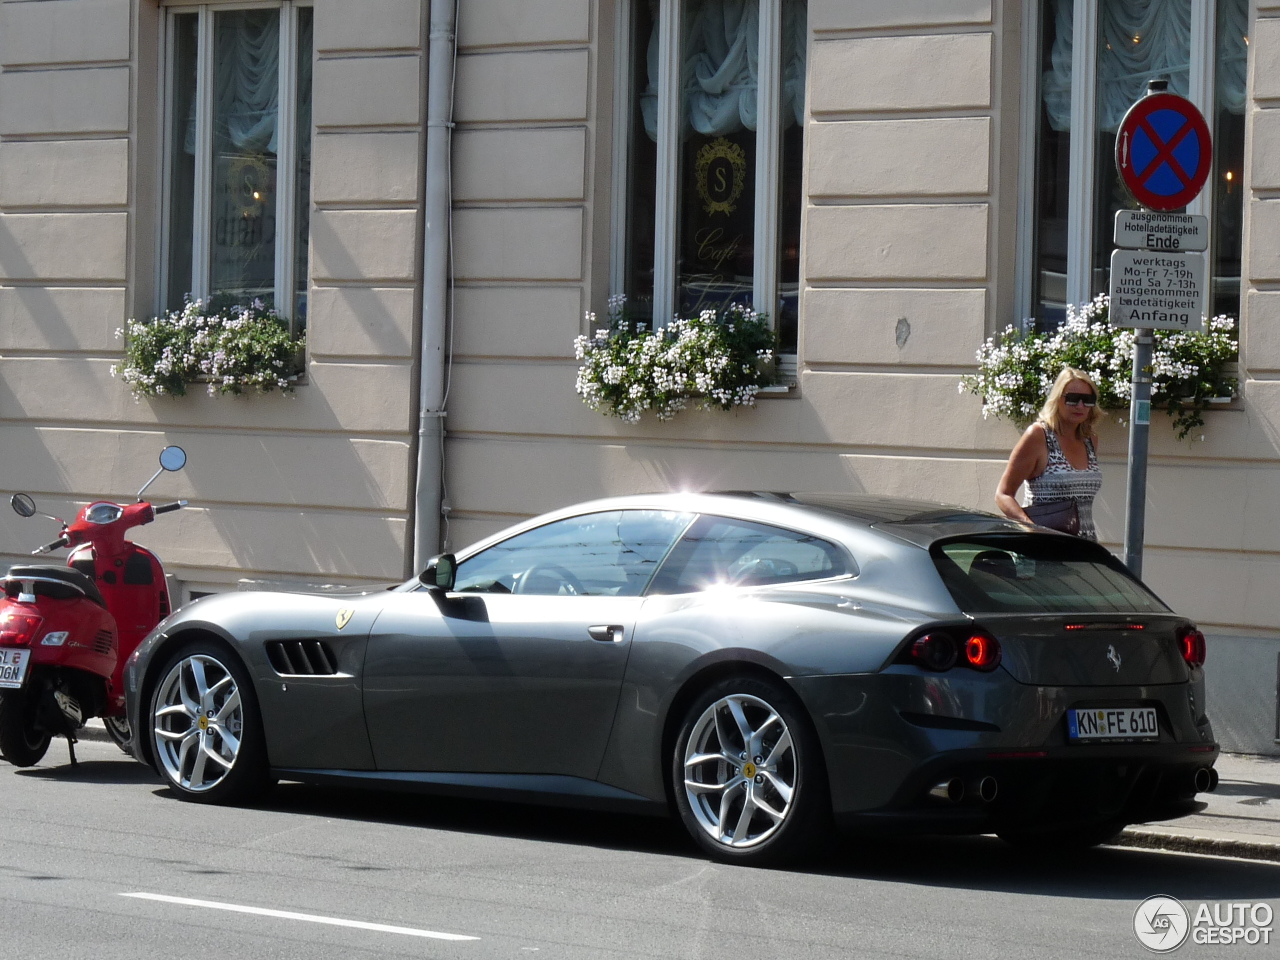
[931,535,1169,614]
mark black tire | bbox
[0,689,52,767]
[671,675,831,866]
[148,639,273,805]
[998,821,1126,850]
[103,716,133,755]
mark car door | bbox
[362,509,692,778]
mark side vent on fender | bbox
[93,630,115,655]
[265,640,339,677]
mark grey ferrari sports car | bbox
[125,493,1218,864]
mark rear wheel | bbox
[103,716,132,755]
[149,641,272,804]
[672,676,831,866]
[0,689,52,767]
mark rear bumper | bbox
[789,671,1217,833]
[833,745,1217,835]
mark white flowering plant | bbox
[573,297,776,423]
[961,295,1238,441]
[113,296,305,398]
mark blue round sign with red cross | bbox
[1116,92,1213,211]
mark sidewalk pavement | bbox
[1113,753,1280,862]
[78,721,1280,862]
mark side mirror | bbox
[10,494,36,518]
[418,554,457,592]
[159,445,187,472]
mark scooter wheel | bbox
[0,690,52,767]
[149,640,273,804]
[103,716,132,755]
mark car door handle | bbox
[588,625,625,643]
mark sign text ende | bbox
[1109,250,1205,331]
[1114,210,1209,252]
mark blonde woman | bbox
[996,367,1103,541]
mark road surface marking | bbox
[120,893,479,941]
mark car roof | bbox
[455,491,1034,559]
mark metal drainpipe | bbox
[413,0,457,573]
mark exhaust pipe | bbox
[929,778,965,803]
[1194,767,1214,793]
[977,775,999,803]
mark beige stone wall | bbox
[0,0,424,590]
[442,0,1020,563]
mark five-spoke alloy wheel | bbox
[150,642,270,804]
[673,676,828,865]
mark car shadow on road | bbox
[256,781,1280,901]
[14,759,163,786]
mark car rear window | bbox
[931,535,1169,614]
[648,516,851,594]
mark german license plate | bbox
[1068,706,1159,742]
[0,648,31,689]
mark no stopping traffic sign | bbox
[1115,92,1213,211]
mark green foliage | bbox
[573,298,777,422]
[960,295,1238,441]
[113,296,305,399]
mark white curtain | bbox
[1042,0,1248,134]
[641,0,807,141]
[186,12,281,155]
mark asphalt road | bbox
[2,737,1279,960]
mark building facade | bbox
[1,0,1278,752]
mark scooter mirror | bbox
[159,446,187,472]
[10,494,36,518]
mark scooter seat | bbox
[4,564,108,609]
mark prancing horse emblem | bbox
[336,608,355,631]
[1107,644,1122,672]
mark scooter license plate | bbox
[0,648,32,689]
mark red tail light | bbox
[1177,625,1206,667]
[964,632,1002,671]
[911,633,958,671]
[0,611,44,646]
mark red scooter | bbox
[0,446,188,766]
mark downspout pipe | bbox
[414,0,458,572]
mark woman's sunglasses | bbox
[1064,392,1097,407]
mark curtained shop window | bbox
[1020,0,1248,328]
[162,2,313,332]
[612,0,807,361]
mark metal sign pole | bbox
[1111,77,1212,579]
[1123,332,1153,577]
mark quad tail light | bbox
[903,629,1002,673]
[0,610,44,646]
[1176,625,1206,668]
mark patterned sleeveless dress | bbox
[1025,422,1102,541]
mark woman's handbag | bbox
[1024,499,1080,536]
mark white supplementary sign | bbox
[1108,250,1205,331]
[1114,211,1209,252]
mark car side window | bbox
[453,510,693,597]
[648,516,851,594]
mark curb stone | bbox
[1112,828,1280,864]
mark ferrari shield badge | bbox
[335,608,355,631]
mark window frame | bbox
[1016,0,1220,321]
[609,0,798,353]
[157,0,313,332]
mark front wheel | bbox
[672,676,831,866]
[0,689,52,767]
[149,641,273,804]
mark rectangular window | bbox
[162,2,313,332]
[614,0,806,355]
[1023,0,1247,327]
